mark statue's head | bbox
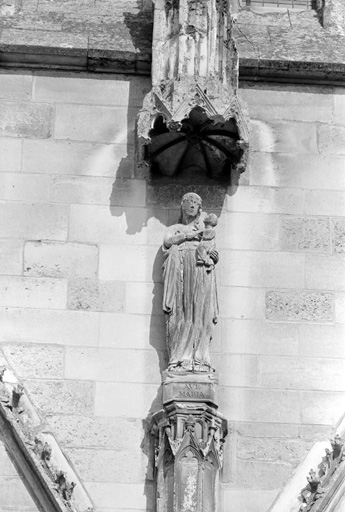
[181,193,202,219]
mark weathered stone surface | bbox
[22,139,131,177]
[0,72,32,100]
[0,138,22,173]
[67,278,125,312]
[24,379,94,414]
[0,173,50,202]
[306,254,345,290]
[125,282,163,315]
[237,437,312,463]
[65,347,162,384]
[299,324,345,358]
[33,75,150,106]
[334,92,345,126]
[306,190,345,216]
[148,184,228,210]
[219,287,265,320]
[323,0,345,36]
[223,489,277,512]
[222,320,299,356]
[99,313,165,350]
[0,203,68,240]
[266,290,334,322]
[0,307,99,346]
[50,175,116,205]
[2,344,64,379]
[335,292,345,323]
[301,391,345,425]
[261,356,345,392]
[227,185,305,214]
[0,276,67,309]
[95,382,160,418]
[0,444,18,477]
[332,218,345,253]
[47,415,143,450]
[24,241,98,278]
[221,251,305,288]
[67,448,147,483]
[110,178,146,207]
[84,482,154,510]
[99,244,162,282]
[236,423,299,439]
[280,216,330,252]
[0,240,23,275]
[214,354,258,387]
[69,205,169,245]
[0,101,52,138]
[250,120,317,154]
[318,124,345,155]
[236,460,293,490]
[54,104,137,144]
[0,476,39,509]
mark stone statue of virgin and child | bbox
[162,193,219,373]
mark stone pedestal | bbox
[151,371,227,512]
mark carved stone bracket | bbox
[137,0,249,182]
[0,356,94,512]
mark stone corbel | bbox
[0,356,94,512]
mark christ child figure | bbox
[196,213,218,272]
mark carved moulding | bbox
[0,361,93,512]
[150,371,227,512]
[137,0,249,182]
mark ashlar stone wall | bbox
[0,71,345,512]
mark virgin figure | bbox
[162,193,219,372]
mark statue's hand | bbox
[209,249,219,264]
[186,231,202,241]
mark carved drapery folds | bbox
[137,0,249,182]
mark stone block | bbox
[213,354,258,387]
[67,448,147,483]
[24,241,98,279]
[0,476,38,509]
[248,153,345,190]
[54,104,137,144]
[299,324,345,358]
[250,120,317,154]
[0,276,67,309]
[0,101,53,138]
[33,75,150,107]
[335,292,345,323]
[65,347,162,384]
[125,282,163,315]
[219,387,300,423]
[226,185,305,214]
[237,437,312,463]
[47,415,144,450]
[222,489,278,512]
[0,73,32,100]
[22,139,131,177]
[334,92,345,125]
[37,0,94,10]
[236,423,299,439]
[0,138,22,173]
[216,212,280,251]
[50,175,116,205]
[84,482,153,510]
[298,425,333,442]
[110,178,147,207]
[235,460,293,490]
[99,313,166,351]
[0,307,99,346]
[0,173,50,202]
[222,320,299,356]
[332,218,345,253]
[239,86,333,123]
[0,446,17,477]
[219,286,265,320]
[260,356,345,392]
[318,124,345,155]
[301,391,345,425]
[280,216,330,253]
[306,254,345,290]
[266,290,334,322]
[221,251,305,288]
[24,379,94,415]
[69,205,168,245]
[0,240,23,275]
[306,190,345,216]
[147,184,228,209]
[99,245,163,283]
[2,344,64,379]
[0,203,68,240]
[95,382,161,418]
[67,278,125,312]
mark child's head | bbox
[204,213,218,227]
